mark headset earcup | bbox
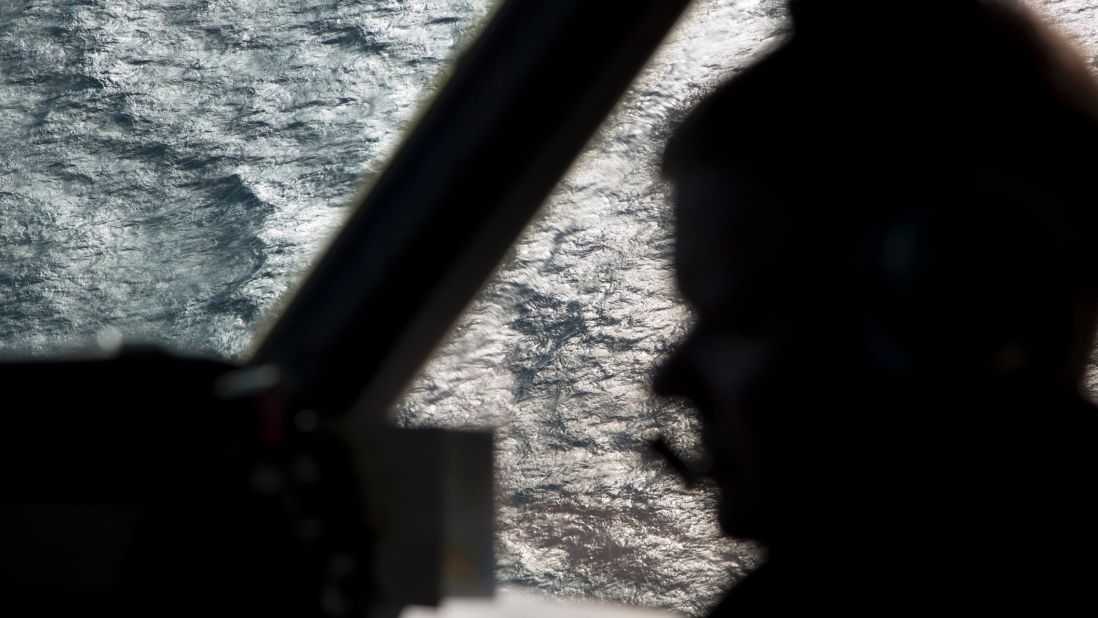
[861,176,1074,381]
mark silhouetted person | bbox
[653,1,1098,613]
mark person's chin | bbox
[716,490,768,541]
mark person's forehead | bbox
[672,165,793,229]
[672,167,795,309]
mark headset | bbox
[856,172,1078,384]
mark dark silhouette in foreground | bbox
[653,1,1098,613]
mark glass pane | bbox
[396,1,788,614]
[5,0,1098,616]
[397,0,1098,615]
[0,0,492,357]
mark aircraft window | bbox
[4,0,1098,616]
[393,1,789,614]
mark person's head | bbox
[654,0,1098,551]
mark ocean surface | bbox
[3,0,1098,615]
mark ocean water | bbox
[3,0,1098,615]
[0,0,493,356]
